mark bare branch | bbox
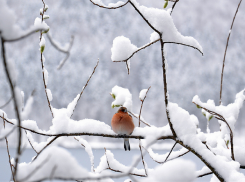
[198,172,213,178]
[0,96,12,109]
[5,138,15,182]
[193,101,235,160]
[90,0,129,9]
[70,60,99,117]
[1,33,22,179]
[128,111,151,127]
[164,142,177,162]
[138,86,151,127]
[104,148,147,177]
[219,0,243,105]
[46,33,74,70]
[24,131,38,154]
[170,0,179,15]
[139,142,147,176]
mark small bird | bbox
[111,107,135,151]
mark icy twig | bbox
[0,96,12,109]
[70,60,99,117]
[47,33,74,70]
[1,34,22,179]
[5,138,15,182]
[90,0,129,9]
[193,101,235,160]
[219,0,243,105]
[104,148,147,177]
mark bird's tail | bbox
[124,138,130,151]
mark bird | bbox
[111,107,135,151]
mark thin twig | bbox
[139,142,147,176]
[104,148,147,177]
[193,101,235,160]
[1,33,22,179]
[33,136,60,161]
[198,172,213,178]
[5,138,15,182]
[164,142,177,162]
[70,60,99,117]
[170,0,179,15]
[0,96,12,109]
[219,0,243,105]
[128,111,151,127]
[24,131,38,154]
[90,0,129,9]
[47,33,74,70]
[138,86,151,127]
[39,0,54,118]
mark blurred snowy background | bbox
[0,0,245,146]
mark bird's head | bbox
[118,107,127,113]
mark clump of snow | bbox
[130,0,203,53]
[139,89,148,101]
[43,68,49,85]
[111,85,132,111]
[46,89,52,101]
[150,32,160,42]
[95,149,148,175]
[66,94,80,118]
[168,102,198,137]
[39,36,46,52]
[76,137,95,172]
[111,36,138,61]
[16,146,92,181]
[196,166,211,177]
[142,158,196,182]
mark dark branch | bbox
[90,0,129,9]
[219,0,243,105]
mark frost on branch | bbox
[111,85,132,111]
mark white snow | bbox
[16,146,92,181]
[46,88,53,101]
[111,85,132,111]
[43,68,49,85]
[139,89,148,101]
[91,0,125,8]
[142,159,196,182]
[111,36,138,61]
[130,0,203,53]
[76,137,95,172]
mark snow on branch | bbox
[128,0,203,53]
[90,0,129,9]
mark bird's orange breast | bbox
[111,112,135,135]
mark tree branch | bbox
[219,0,243,105]
[90,0,129,9]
